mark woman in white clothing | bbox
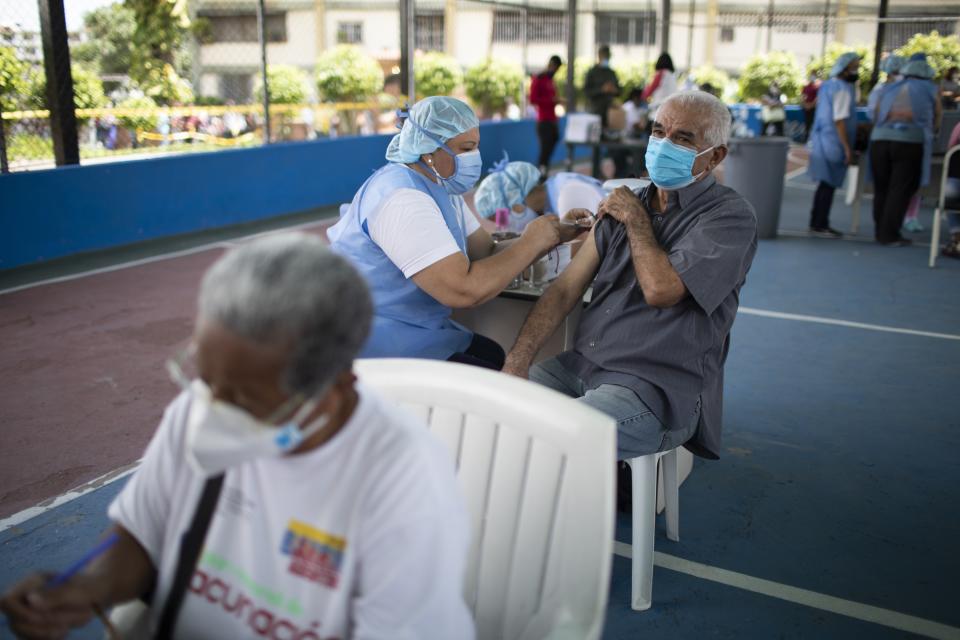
[642,53,678,123]
[0,234,476,640]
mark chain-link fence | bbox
[3,0,959,172]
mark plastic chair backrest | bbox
[354,358,616,640]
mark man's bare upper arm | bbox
[552,226,601,301]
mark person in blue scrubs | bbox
[328,97,579,369]
[473,160,605,232]
[868,55,942,246]
[807,51,860,238]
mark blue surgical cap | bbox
[909,52,927,62]
[474,161,541,217]
[830,52,860,77]
[385,96,479,164]
[902,59,935,79]
[881,55,905,75]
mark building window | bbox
[493,10,567,43]
[884,19,956,50]
[337,21,363,44]
[594,12,657,46]
[204,13,287,43]
[220,73,253,102]
[415,13,444,51]
[720,26,734,42]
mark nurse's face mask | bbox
[167,347,330,477]
[405,117,482,194]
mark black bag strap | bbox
[155,473,225,639]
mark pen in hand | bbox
[46,532,122,639]
[47,532,120,587]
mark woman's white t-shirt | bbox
[367,189,481,278]
[109,385,474,640]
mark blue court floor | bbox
[1,179,958,639]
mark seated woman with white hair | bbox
[0,233,475,640]
[473,160,606,233]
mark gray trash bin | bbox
[723,136,790,239]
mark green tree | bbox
[553,57,592,109]
[806,43,874,99]
[614,61,654,100]
[116,95,158,133]
[0,46,29,112]
[316,45,383,102]
[414,52,462,98]
[895,31,960,80]
[139,64,194,105]
[125,0,195,104]
[683,65,732,98]
[738,51,804,102]
[27,65,108,111]
[71,2,135,77]
[464,59,523,117]
[255,65,309,105]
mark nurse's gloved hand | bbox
[521,214,562,251]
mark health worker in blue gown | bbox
[328,97,580,369]
[868,55,941,245]
[806,51,861,238]
[473,159,606,233]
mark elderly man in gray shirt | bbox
[503,91,757,460]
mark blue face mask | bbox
[644,136,715,190]
[431,146,483,195]
[402,116,482,195]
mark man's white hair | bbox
[658,90,732,148]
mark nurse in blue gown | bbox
[329,97,580,368]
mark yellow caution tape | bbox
[1,102,385,121]
[135,130,259,146]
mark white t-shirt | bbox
[109,385,474,640]
[367,188,481,278]
[833,88,852,121]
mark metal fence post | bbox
[400,0,416,101]
[0,106,8,174]
[257,0,271,144]
[37,0,79,166]
[566,0,576,112]
[870,0,889,90]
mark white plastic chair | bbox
[929,143,960,268]
[354,358,616,640]
[626,447,681,611]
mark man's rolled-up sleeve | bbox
[668,206,757,315]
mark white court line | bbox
[785,165,808,180]
[0,218,335,296]
[0,243,232,296]
[738,307,960,341]
[0,462,141,534]
[613,542,960,640]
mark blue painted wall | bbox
[0,118,587,270]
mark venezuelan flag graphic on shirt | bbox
[280,519,347,588]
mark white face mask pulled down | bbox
[185,380,330,477]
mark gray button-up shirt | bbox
[557,175,757,458]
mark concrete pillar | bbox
[445,0,457,57]
[705,0,718,66]
[836,0,848,43]
[314,0,326,55]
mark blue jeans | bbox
[530,357,682,460]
